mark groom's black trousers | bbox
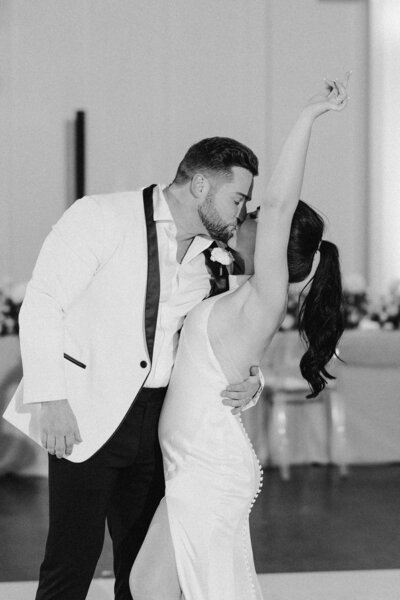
[35,387,167,600]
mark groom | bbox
[4,136,262,600]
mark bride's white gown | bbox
[159,288,264,600]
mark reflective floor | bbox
[1,465,400,589]
[251,464,400,573]
[2,571,400,600]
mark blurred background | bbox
[1,1,400,599]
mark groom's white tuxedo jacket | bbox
[4,185,210,462]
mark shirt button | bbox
[140,360,148,368]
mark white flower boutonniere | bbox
[210,247,234,266]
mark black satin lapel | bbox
[143,184,160,363]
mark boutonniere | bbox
[210,247,234,266]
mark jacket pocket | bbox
[64,353,87,369]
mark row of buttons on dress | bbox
[237,415,264,505]
[237,414,264,599]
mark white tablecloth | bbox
[243,329,400,466]
[2,331,400,474]
[0,336,47,476]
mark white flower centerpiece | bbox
[280,273,400,332]
[367,279,400,330]
[0,280,27,337]
[342,273,369,329]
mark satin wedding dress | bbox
[159,283,264,600]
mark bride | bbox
[130,73,350,600]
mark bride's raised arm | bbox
[249,74,350,321]
[208,74,350,395]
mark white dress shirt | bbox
[145,185,212,387]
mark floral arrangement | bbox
[0,281,26,337]
[367,279,400,330]
[280,274,400,332]
[341,274,370,329]
[2,273,400,336]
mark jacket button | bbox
[140,360,148,368]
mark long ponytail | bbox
[298,240,344,398]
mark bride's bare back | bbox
[207,278,284,383]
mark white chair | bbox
[262,331,348,480]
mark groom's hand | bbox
[40,399,82,458]
[221,365,263,415]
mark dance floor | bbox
[1,465,400,598]
[1,570,400,600]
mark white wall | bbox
[369,0,400,291]
[0,0,368,285]
[0,1,14,286]
[0,0,271,283]
[269,0,369,281]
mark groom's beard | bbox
[198,191,235,244]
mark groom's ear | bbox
[190,174,210,199]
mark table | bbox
[2,331,400,475]
[242,329,400,466]
[0,336,47,476]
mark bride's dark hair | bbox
[287,200,344,398]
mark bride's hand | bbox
[303,71,351,119]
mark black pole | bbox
[75,110,85,199]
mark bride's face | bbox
[230,214,321,285]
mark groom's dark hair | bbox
[173,137,259,185]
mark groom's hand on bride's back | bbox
[40,399,82,458]
[221,365,263,415]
